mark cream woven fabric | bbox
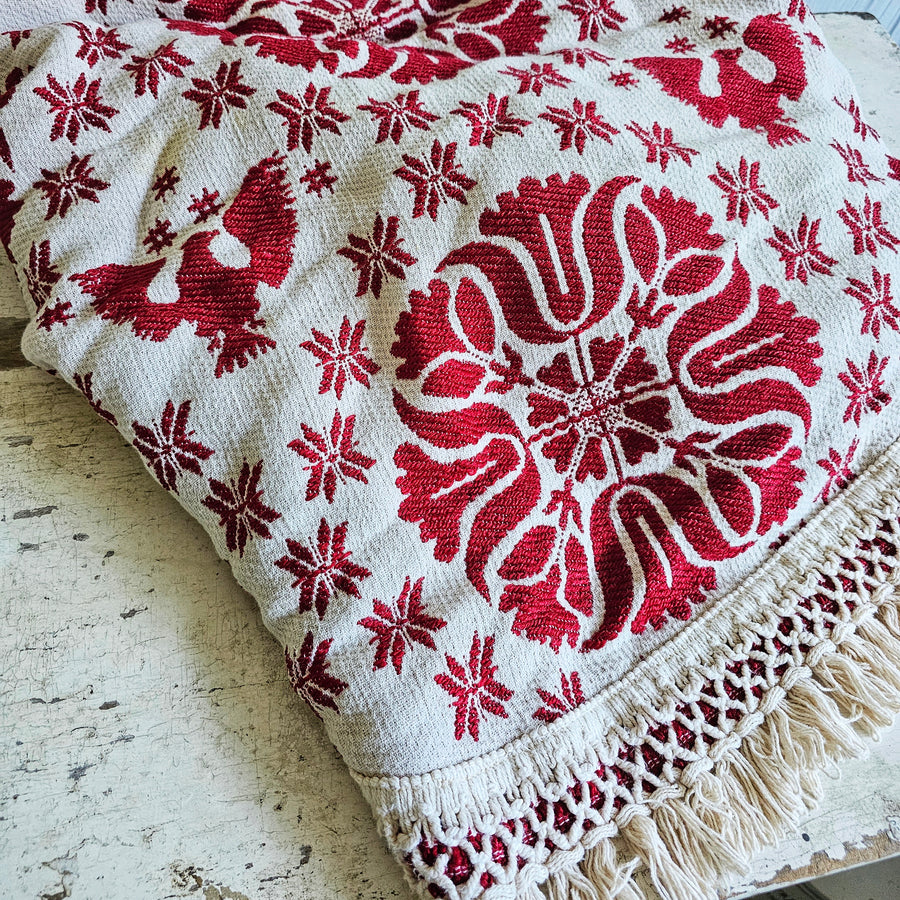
[3,1,900,897]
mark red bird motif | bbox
[630,14,808,147]
[72,155,297,377]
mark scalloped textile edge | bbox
[353,435,900,900]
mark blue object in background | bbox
[808,0,900,40]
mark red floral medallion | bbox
[391,174,822,652]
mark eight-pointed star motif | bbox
[839,351,892,425]
[337,213,416,298]
[275,517,371,619]
[288,410,376,503]
[183,59,255,130]
[301,315,379,399]
[434,633,513,742]
[358,90,438,145]
[267,83,349,153]
[451,93,531,148]
[394,140,476,221]
[132,399,214,493]
[201,458,280,556]
[33,73,118,144]
[33,153,109,220]
[285,632,348,717]
[358,576,447,675]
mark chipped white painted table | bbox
[2,13,900,900]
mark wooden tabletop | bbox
[2,12,900,900]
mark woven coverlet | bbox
[2,1,900,897]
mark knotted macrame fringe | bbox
[536,596,900,900]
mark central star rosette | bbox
[391,173,822,653]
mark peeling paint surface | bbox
[1,13,900,900]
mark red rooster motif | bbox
[72,155,297,377]
[630,14,808,147]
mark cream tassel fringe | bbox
[537,598,900,900]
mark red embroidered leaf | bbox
[626,121,697,172]
[275,518,371,618]
[500,62,571,96]
[838,196,900,257]
[72,371,117,426]
[201,459,280,556]
[560,0,626,41]
[25,240,72,332]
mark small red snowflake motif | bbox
[434,632,513,742]
[834,96,880,142]
[132,400,213,493]
[817,439,858,502]
[301,316,379,399]
[549,48,612,68]
[888,156,900,182]
[766,215,837,284]
[338,213,416,298]
[298,159,337,196]
[394,140,476,221]
[358,90,439,145]
[26,240,73,332]
[665,35,696,54]
[830,141,883,186]
[152,166,179,201]
[709,158,779,227]
[288,410,375,503]
[560,0,626,41]
[267,83,349,154]
[539,99,618,154]
[451,93,531,149]
[33,73,118,145]
[285,633,348,717]
[358,576,447,675]
[845,267,899,340]
[275,517,371,618]
[33,153,109,220]
[533,669,585,723]
[839,351,892,425]
[187,187,224,223]
[73,371,117,426]
[183,59,255,130]
[608,70,639,89]
[659,5,690,23]
[626,121,697,172]
[124,41,194,99]
[68,22,132,68]
[702,15,738,40]
[143,218,177,255]
[500,62,572,96]
[201,458,280,557]
[839,196,900,257]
